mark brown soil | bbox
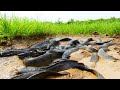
[0,35,120,79]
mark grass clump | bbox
[0,15,120,42]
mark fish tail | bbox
[89,69,105,79]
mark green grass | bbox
[0,15,120,42]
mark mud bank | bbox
[0,35,120,79]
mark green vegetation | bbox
[0,15,120,42]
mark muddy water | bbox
[0,36,120,79]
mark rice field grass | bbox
[0,15,120,42]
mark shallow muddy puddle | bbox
[0,36,120,79]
